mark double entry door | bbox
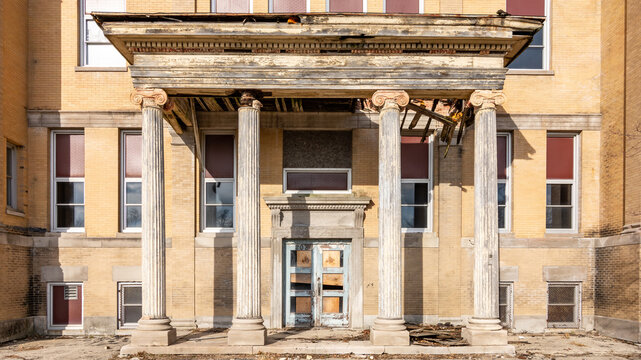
[285,240,350,327]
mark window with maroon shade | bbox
[271,0,307,13]
[48,283,83,329]
[328,0,362,12]
[122,131,142,231]
[385,0,420,13]
[546,134,577,231]
[401,135,432,231]
[497,134,511,231]
[507,0,548,70]
[203,134,235,230]
[53,132,85,231]
[212,0,250,13]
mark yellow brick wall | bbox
[581,131,600,236]
[27,128,50,231]
[85,128,119,237]
[625,0,641,228]
[352,129,379,238]
[0,244,31,321]
[599,0,625,236]
[595,245,640,321]
[512,130,546,238]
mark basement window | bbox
[118,282,142,329]
[48,283,83,330]
[499,282,513,328]
[547,282,581,328]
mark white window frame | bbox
[47,282,84,330]
[201,132,236,233]
[121,130,142,233]
[6,143,17,210]
[283,168,352,195]
[51,131,85,233]
[498,133,511,233]
[401,134,433,233]
[79,0,126,67]
[211,0,254,13]
[117,282,142,329]
[382,0,424,13]
[546,133,579,234]
[326,0,368,12]
[499,282,514,329]
[269,0,310,12]
[547,282,581,328]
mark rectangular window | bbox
[212,0,250,12]
[507,0,549,70]
[203,134,235,231]
[328,0,363,12]
[48,283,83,329]
[385,0,420,13]
[270,0,308,12]
[6,143,17,210]
[52,132,85,231]
[121,131,142,232]
[80,0,127,67]
[118,282,142,329]
[497,134,511,232]
[282,131,352,194]
[546,134,578,232]
[401,135,433,231]
[499,282,513,328]
[547,283,580,328]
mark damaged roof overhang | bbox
[93,13,543,98]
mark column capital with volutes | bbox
[130,88,169,109]
[469,90,506,110]
[371,90,410,110]
[239,90,263,110]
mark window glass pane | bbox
[546,184,572,205]
[205,205,233,228]
[497,136,507,179]
[205,182,234,204]
[546,207,572,229]
[499,305,507,324]
[6,182,12,207]
[532,29,544,46]
[499,286,507,304]
[549,286,575,304]
[508,47,543,70]
[57,205,85,228]
[6,147,13,174]
[286,172,348,191]
[402,206,428,228]
[126,182,142,204]
[126,206,141,228]
[123,306,142,324]
[123,286,142,304]
[57,182,84,204]
[86,44,127,67]
[401,183,428,205]
[498,183,506,205]
[498,206,506,229]
[86,20,108,42]
[402,137,429,179]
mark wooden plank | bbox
[322,297,341,313]
[172,98,193,126]
[295,250,312,267]
[290,273,311,285]
[222,97,235,111]
[322,273,343,287]
[163,110,184,135]
[295,297,311,313]
[203,97,224,112]
[322,250,341,268]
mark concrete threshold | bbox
[120,338,515,356]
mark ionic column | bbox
[462,90,508,346]
[228,91,266,346]
[130,88,176,346]
[370,90,410,346]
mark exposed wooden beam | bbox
[222,97,235,111]
[163,109,184,135]
[171,97,193,126]
[191,99,204,173]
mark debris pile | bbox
[407,323,468,347]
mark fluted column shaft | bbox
[228,92,266,346]
[369,90,410,346]
[130,89,175,345]
[236,100,262,319]
[464,90,507,343]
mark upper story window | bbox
[270,0,309,12]
[283,131,352,194]
[497,133,511,232]
[546,133,578,232]
[81,0,127,67]
[401,135,433,231]
[203,134,236,231]
[212,0,250,12]
[385,0,421,13]
[52,132,85,232]
[6,143,17,210]
[121,131,142,232]
[507,0,549,70]
[328,0,364,12]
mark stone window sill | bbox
[74,66,128,72]
[507,69,555,76]
[6,208,25,217]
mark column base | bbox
[462,318,507,346]
[228,318,266,345]
[131,319,176,346]
[370,318,410,346]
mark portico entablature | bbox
[94,13,543,98]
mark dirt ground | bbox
[0,331,640,360]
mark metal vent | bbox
[64,286,78,300]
